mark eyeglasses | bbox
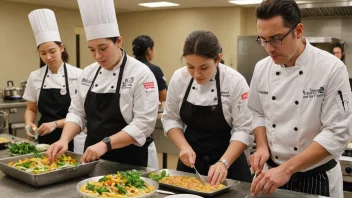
[256,24,298,47]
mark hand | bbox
[249,148,269,174]
[81,141,108,163]
[208,161,228,185]
[25,123,37,139]
[179,146,196,168]
[38,121,57,136]
[250,165,292,196]
[46,139,69,163]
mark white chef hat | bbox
[77,0,120,41]
[28,9,61,47]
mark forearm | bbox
[159,89,167,102]
[55,119,65,129]
[221,140,247,166]
[60,122,81,143]
[168,128,191,150]
[24,109,37,126]
[110,131,137,149]
[254,126,269,151]
[282,142,331,175]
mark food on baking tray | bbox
[0,137,9,143]
[80,170,155,197]
[8,153,78,174]
[149,171,225,193]
[7,142,37,155]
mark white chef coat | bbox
[23,63,87,153]
[162,63,254,147]
[248,38,352,197]
[65,53,159,168]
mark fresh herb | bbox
[86,183,95,191]
[95,187,109,195]
[33,151,43,158]
[98,176,109,182]
[57,162,66,167]
[115,184,127,195]
[149,170,167,182]
[6,142,37,155]
[15,161,33,168]
[121,170,147,188]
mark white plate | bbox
[165,194,203,198]
[36,144,50,152]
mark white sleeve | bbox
[161,73,184,136]
[247,64,266,129]
[313,64,352,159]
[230,78,254,146]
[22,73,37,103]
[65,73,87,131]
[122,70,159,147]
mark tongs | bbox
[193,166,207,186]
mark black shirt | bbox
[142,60,167,91]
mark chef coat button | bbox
[47,75,49,77]
[272,96,276,100]
[295,101,299,105]
[62,75,65,77]
[276,71,280,75]
[214,97,217,100]
[63,85,65,87]
[275,156,278,159]
[272,124,276,128]
[299,71,303,75]
[294,127,298,131]
[192,87,195,90]
[113,73,116,76]
[95,84,98,87]
[111,86,114,89]
[211,89,214,92]
[99,72,102,74]
[294,147,298,151]
[44,85,46,87]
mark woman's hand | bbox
[38,121,57,136]
[208,161,228,185]
[25,123,37,139]
[81,141,108,163]
[179,146,196,168]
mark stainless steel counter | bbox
[0,99,26,109]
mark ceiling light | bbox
[228,0,263,5]
[139,1,179,8]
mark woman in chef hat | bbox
[47,0,159,168]
[24,8,86,153]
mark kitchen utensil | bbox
[194,166,206,186]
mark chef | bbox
[24,9,86,152]
[248,0,352,197]
[46,0,159,169]
[162,30,253,185]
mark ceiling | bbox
[3,0,352,13]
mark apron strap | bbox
[116,50,128,92]
[40,66,49,90]
[63,63,70,95]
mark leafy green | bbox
[98,176,109,182]
[121,170,146,188]
[149,170,167,182]
[57,162,66,167]
[33,151,43,158]
[115,184,127,195]
[86,183,95,191]
[96,187,109,195]
[15,161,33,168]
[6,142,37,155]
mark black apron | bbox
[267,157,337,196]
[38,63,74,151]
[177,66,252,182]
[83,50,153,166]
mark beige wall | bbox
[0,0,83,87]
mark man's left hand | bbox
[250,165,292,196]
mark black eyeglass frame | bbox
[256,24,298,47]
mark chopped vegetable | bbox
[86,183,95,191]
[149,170,167,182]
[95,187,109,195]
[98,176,108,182]
[116,184,127,195]
[6,142,37,155]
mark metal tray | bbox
[142,169,240,197]
[0,151,98,186]
[0,134,16,149]
[77,175,158,198]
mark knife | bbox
[193,166,207,186]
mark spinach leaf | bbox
[86,183,95,191]
[96,187,109,195]
[115,184,127,195]
[121,170,146,188]
[98,176,108,182]
[149,170,167,182]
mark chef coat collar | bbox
[279,37,309,68]
[47,62,64,74]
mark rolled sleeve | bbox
[314,64,352,159]
[125,70,159,147]
[248,65,266,130]
[161,73,184,136]
[230,78,254,146]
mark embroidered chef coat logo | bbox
[81,78,92,86]
[122,77,134,89]
[303,87,324,99]
[69,78,78,82]
[259,90,269,95]
[241,92,248,100]
[143,82,155,89]
[221,91,230,97]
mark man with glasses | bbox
[248,0,352,197]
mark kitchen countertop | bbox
[0,146,325,198]
[0,99,27,109]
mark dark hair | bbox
[333,43,345,62]
[182,30,221,62]
[255,0,301,29]
[132,35,154,62]
[106,37,118,44]
[38,41,69,67]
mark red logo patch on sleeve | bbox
[144,82,155,89]
[241,92,248,100]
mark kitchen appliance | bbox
[0,81,24,101]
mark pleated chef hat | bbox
[28,9,61,47]
[77,0,120,41]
